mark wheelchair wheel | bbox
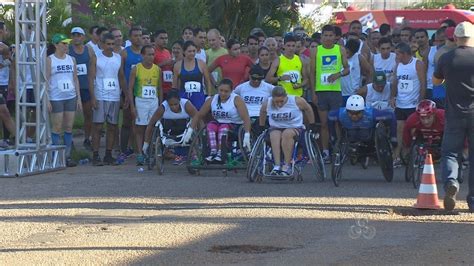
[148,126,159,171]
[246,132,265,182]
[305,131,326,182]
[412,152,426,189]
[331,140,347,187]
[237,126,252,162]
[186,128,205,175]
[154,134,164,175]
[375,122,393,182]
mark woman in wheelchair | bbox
[143,90,198,165]
[328,95,397,147]
[256,86,317,176]
[184,79,252,163]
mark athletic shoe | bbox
[136,154,145,166]
[270,166,280,175]
[214,154,222,162]
[124,148,134,158]
[393,158,402,168]
[173,155,186,165]
[83,139,92,151]
[117,153,127,162]
[322,153,331,164]
[66,158,77,167]
[103,154,117,165]
[444,181,459,211]
[280,167,291,176]
[205,154,215,162]
[92,155,104,166]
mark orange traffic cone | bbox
[414,154,440,209]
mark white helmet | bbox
[346,95,365,111]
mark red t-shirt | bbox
[213,54,254,88]
[153,48,173,92]
[403,109,445,147]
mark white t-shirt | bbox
[373,52,396,82]
[211,93,243,124]
[267,96,303,129]
[396,58,420,109]
[87,41,102,56]
[195,49,207,63]
[94,52,122,102]
[365,82,392,110]
[48,54,77,101]
[162,99,190,120]
[234,81,274,117]
[426,46,437,90]
[341,54,361,96]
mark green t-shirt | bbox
[315,44,342,92]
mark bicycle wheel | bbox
[375,123,393,182]
[147,127,159,170]
[155,136,164,175]
[331,152,343,187]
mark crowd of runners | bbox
[0,17,473,210]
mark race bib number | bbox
[399,80,413,91]
[320,73,334,85]
[142,86,157,99]
[283,71,300,84]
[163,70,173,83]
[103,78,118,91]
[76,64,87,76]
[58,79,74,92]
[371,101,390,110]
[184,81,201,93]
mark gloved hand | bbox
[308,123,318,133]
[142,142,149,154]
[182,128,194,144]
[243,132,251,151]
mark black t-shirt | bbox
[434,46,474,116]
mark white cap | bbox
[454,22,474,38]
[71,27,85,35]
[346,95,365,111]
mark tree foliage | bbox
[405,1,473,10]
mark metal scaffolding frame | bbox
[0,0,65,177]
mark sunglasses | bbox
[348,110,362,116]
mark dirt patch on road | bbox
[208,244,290,254]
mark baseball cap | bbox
[445,27,455,41]
[249,65,265,80]
[454,21,474,38]
[373,71,387,86]
[71,27,85,35]
[52,33,71,44]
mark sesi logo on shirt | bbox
[56,64,74,73]
[243,96,265,105]
[271,112,292,121]
[212,110,231,119]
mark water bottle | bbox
[79,158,89,165]
[231,141,238,158]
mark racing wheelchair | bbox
[147,119,192,175]
[246,129,326,182]
[405,135,464,189]
[186,125,251,176]
[331,122,393,187]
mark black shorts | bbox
[395,107,416,121]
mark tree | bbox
[405,1,472,10]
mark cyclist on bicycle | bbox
[142,90,198,165]
[184,78,252,162]
[402,100,444,157]
[328,95,397,148]
[256,86,317,176]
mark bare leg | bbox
[270,130,282,166]
[281,129,297,166]
[135,125,145,154]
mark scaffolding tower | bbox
[0,0,65,177]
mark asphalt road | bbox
[0,157,473,265]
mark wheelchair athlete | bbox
[329,95,397,159]
[184,79,252,162]
[143,90,198,165]
[402,100,444,156]
[256,86,317,176]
